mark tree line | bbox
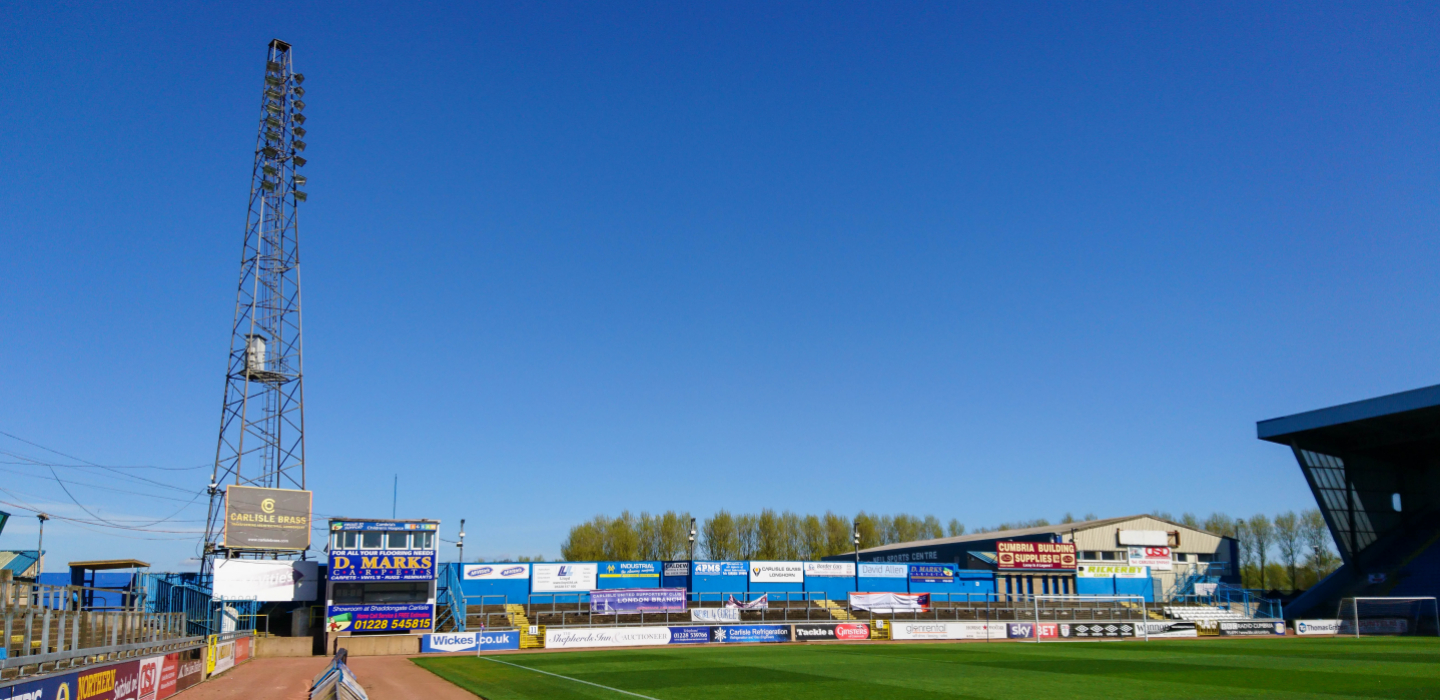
[558,508,1341,593]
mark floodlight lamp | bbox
[263,165,278,176]
[293,140,306,151]
[266,104,281,115]
[293,156,307,167]
[266,130,282,143]
[292,113,306,125]
[261,180,277,192]
[292,86,305,98]
[295,191,308,202]
[293,175,307,185]
[266,76,282,87]
[266,117,281,129]
[293,73,305,84]
[265,88,282,100]
[262,147,279,159]
[267,61,281,73]
[293,127,306,138]
[294,100,306,111]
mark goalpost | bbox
[1032,595,1150,643]
[1336,597,1439,638]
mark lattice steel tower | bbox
[202,39,311,579]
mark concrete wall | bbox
[256,636,316,657]
[335,634,421,656]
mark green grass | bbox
[412,637,1440,699]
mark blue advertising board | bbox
[421,631,519,652]
[667,626,712,644]
[710,624,791,643]
[1007,622,1035,639]
[591,588,687,612]
[332,521,438,531]
[693,561,747,576]
[326,603,433,632]
[4,672,77,700]
[329,550,436,581]
[908,564,956,583]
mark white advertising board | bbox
[1075,564,1147,578]
[463,563,531,580]
[804,562,855,577]
[212,559,319,602]
[532,563,597,592]
[1295,619,1343,635]
[544,626,674,649]
[1127,546,1172,571]
[1117,530,1170,547]
[749,561,804,583]
[691,608,741,623]
[858,563,909,578]
[890,622,1006,641]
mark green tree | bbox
[1060,513,1076,525]
[701,510,737,560]
[736,513,760,559]
[854,512,881,550]
[560,515,608,561]
[1203,513,1237,538]
[824,512,852,556]
[1301,508,1339,581]
[1247,514,1274,590]
[1180,513,1200,530]
[947,519,965,537]
[1273,511,1302,591]
[921,515,943,540]
[800,514,827,560]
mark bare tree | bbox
[1246,514,1274,590]
[1273,511,1302,591]
[1301,508,1339,581]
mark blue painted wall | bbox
[856,575,908,593]
[689,562,747,601]
[452,563,531,604]
[802,576,855,600]
[908,569,994,599]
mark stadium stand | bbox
[1162,604,1251,622]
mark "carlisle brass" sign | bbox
[224,485,312,551]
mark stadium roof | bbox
[855,514,1217,554]
[0,550,40,575]
[1257,383,1440,453]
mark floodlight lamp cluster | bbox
[259,49,309,204]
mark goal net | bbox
[1336,597,1439,637]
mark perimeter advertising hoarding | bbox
[1219,621,1287,636]
[996,541,1077,570]
[858,563,908,578]
[1059,622,1138,638]
[1127,546,1172,571]
[693,561,747,576]
[908,565,955,583]
[590,588,687,613]
[668,626,712,644]
[421,631,521,652]
[136,655,163,700]
[222,486,311,551]
[544,626,675,649]
[325,603,433,632]
[692,608,741,622]
[1075,564,1147,578]
[1144,621,1198,638]
[76,659,139,700]
[803,562,855,577]
[533,563,598,592]
[711,625,791,643]
[663,561,690,577]
[889,622,1007,640]
[1294,619,1342,635]
[5,672,78,700]
[328,550,436,582]
[174,649,205,692]
[599,562,659,580]
[793,623,871,641]
[748,562,803,583]
[210,639,235,676]
[463,563,530,580]
[212,559,320,601]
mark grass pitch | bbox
[413,637,1440,699]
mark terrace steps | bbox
[504,604,544,648]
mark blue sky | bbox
[1,2,1436,569]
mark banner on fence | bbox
[223,485,312,551]
[725,594,768,609]
[858,563,908,578]
[794,623,871,641]
[421,631,520,652]
[463,563,530,580]
[749,561,804,583]
[663,561,690,577]
[804,562,856,577]
[4,672,78,700]
[1218,620,1287,636]
[691,608,741,622]
[213,559,320,601]
[908,565,955,583]
[326,603,433,632]
[1127,546,1172,571]
[1075,564,1147,578]
[600,562,660,579]
[590,588,687,613]
[711,625,791,643]
[533,563,598,592]
[1060,622,1138,638]
[667,626,712,644]
[1144,621,1198,638]
[996,541,1077,570]
[889,622,1006,640]
[1294,619,1342,635]
[329,549,436,582]
[693,561,748,576]
[849,592,930,613]
[544,626,675,649]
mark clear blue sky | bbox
[2,2,1436,570]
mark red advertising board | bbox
[235,636,252,664]
[1037,623,1059,639]
[76,659,140,700]
[996,541,1077,570]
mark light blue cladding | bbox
[454,563,532,604]
[596,561,661,590]
[908,568,995,597]
[690,561,748,601]
[855,563,910,593]
[1075,574,1154,602]
[802,575,855,599]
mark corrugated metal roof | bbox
[856,514,1224,554]
[0,550,40,574]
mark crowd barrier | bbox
[310,648,367,700]
[0,630,254,699]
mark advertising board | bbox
[908,565,955,583]
[1218,621,1287,636]
[1127,546,1172,571]
[1144,621,1198,638]
[212,559,320,601]
[793,623,871,641]
[996,541,1077,570]
[693,561,747,576]
[136,654,164,700]
[858,563,908,578]
[74,659,139,700]
[5,672,78,700]
[667,626,712,644]
[590,588,687,613]
[1075,564,1147,578]
[533,563,598,592]
[234,636,251,664]
[1117,530,1170,546]
[711,625,791,643]
[1293,619,1341,635]
[599,562,659,580]
[462,563,530,580]
[663,561,690,577]
[691,608,741,623]
[803,562,856,577]
[889,622,1006,640]
[211,640,235,676]
[421,631,521,652]
[544,626,675,649]
[849,592,929,613]
[1007,623,1036,639]
[748,562,804,583]
[328,550,436,582]
[1059,622,1137,638]
[223,486,311,551]
[326,603,433,632]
